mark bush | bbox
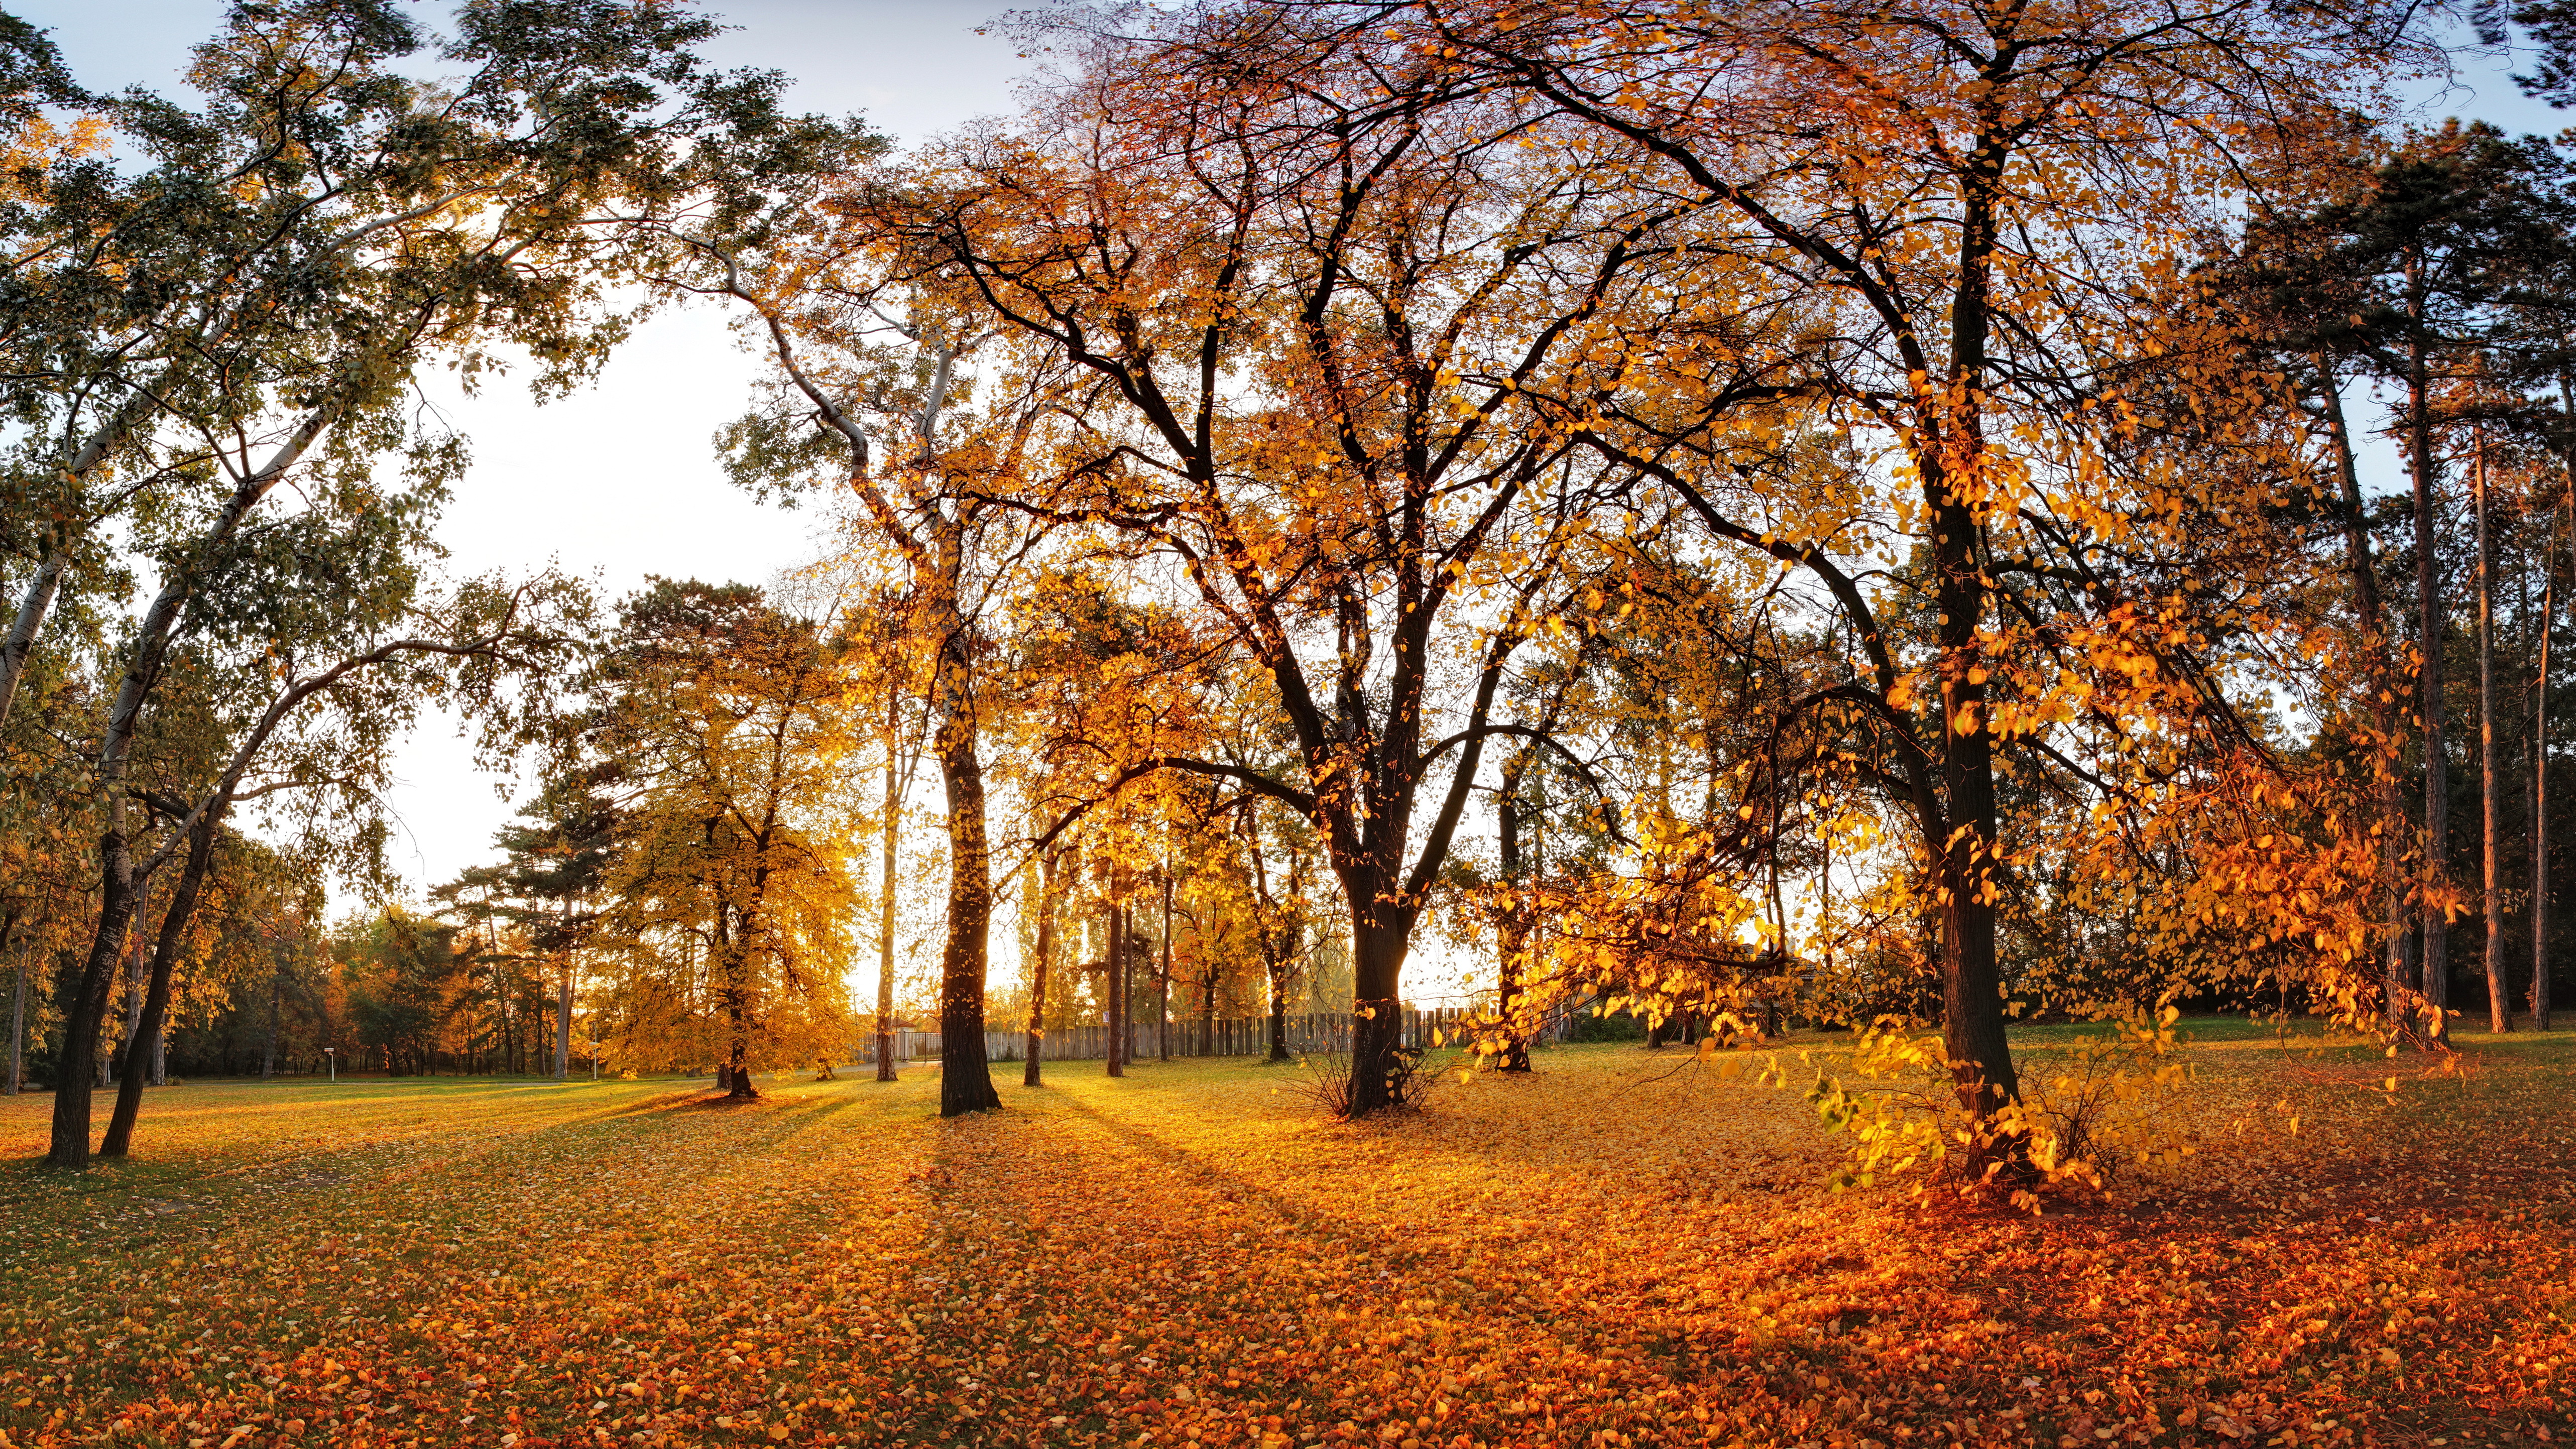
[1567,1011,1645,1043]
[1297,1045,1451,1118]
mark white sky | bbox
[16,0,1037,903]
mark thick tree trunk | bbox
[1923,159,2023,1166]
[103,811,221,1157]
[718,916,758,1100]
[1346,911,1413,1115]
[49,835,138,1168]
[933,686,1001,1116]
[2476,440,2511,1032]
[1930,476,2021,1138]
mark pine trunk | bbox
[2477,439,2511,1032]
[2407,286,2451,1044]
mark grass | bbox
[0,1019,2568,1449]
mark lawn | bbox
[0,1021,2569,1449]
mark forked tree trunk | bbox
[49,842,139,1167]
[103,810,222,1156]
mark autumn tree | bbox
[591,580,859,1098]
[1277,0,2453,1163]
[696,218,1074,1112]
[876,26,1652,1113]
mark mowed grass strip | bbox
[0,1027,2568,1448]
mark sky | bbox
[13,0,1040,903]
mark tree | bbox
[41,0,807,1168]
[883,28,1643,1113]
[592,580,859,1099]
[2255,122,2576,1038]
[1376,0,2435,1164]
[705,258,1061,1116]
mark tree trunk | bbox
[2542,471,2566,1034]
[1267,955,1290,1063]
[1025,847,1060,1087]
[878,726,901,1083]
[0,548,66,731]
[49,835,139,1168]
[1346,908,1413,1115]
[717,913,758,1100]
[1931,473,2022,1135]
[1495,757,1533,1073]
[103,810,221,1157]
[2321,365,2415,1034]
[933,674,1000,1116]
[2403,274,2451,1043]
[1158,872,1174,1062]
[2476,436,2510,1032]
[1105,895,1126,1078]
[8,930,27,1095]
[554,957,573,1080]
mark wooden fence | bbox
[854,1008,1483,1065]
